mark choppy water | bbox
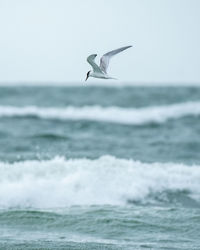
[0,85,200,249]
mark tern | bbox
[85,45,132,81]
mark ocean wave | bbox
[0,102,200,125]
[0,156,200,208]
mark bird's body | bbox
[85,45,132,81]
[89,71,115,79]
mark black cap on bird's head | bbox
[85,71,91,81]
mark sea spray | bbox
[0,156,200,208]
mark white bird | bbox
[85,45,132,81]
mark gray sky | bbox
[0,0,200,84]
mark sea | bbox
[0,84,200,250]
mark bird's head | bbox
[85,70,91,81]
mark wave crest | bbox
[0,156,200,208]
[0,102,200,125]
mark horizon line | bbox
[0,81,200,87]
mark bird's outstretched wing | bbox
[87,54,103,73]
[100,45,132,74]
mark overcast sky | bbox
[0,0,200,84]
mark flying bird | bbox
[85,45,132,81]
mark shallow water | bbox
[0,85,200,249]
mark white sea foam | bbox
[0,156,200,208]
[0,101,200,125]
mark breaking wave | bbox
[0,102,200,125]
[0,156,200,208]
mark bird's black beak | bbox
[85,71,90,81]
